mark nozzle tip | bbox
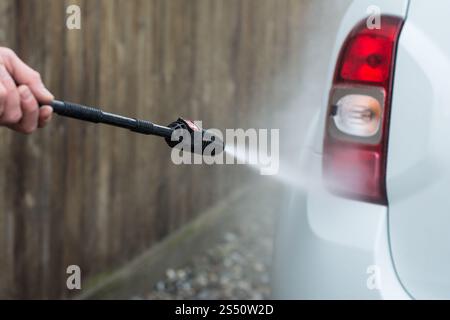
[165,118,224,155]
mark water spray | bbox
[42,100,224,155]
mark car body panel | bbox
[386,0,450,299]
[272,150,409,299]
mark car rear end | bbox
[273,0,413,299]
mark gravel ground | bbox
[142,198,275,300]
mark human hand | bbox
[0,47,54,134]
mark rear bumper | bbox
[272,151,410,299]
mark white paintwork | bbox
[273,150,409,299]
[273,0,411,299]
[386,0,450,299]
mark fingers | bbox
[0,82,6,118]
[1,48,53,104]
[38,105,53,128]
[0,64,22,125]
[0,48,54,133]
[8,85,52,134]
[10,85,40,134]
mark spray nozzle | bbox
[165,118,224,155]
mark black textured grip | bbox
[132,119,155,135]
[51,101,103,123]
[47,100,173,138]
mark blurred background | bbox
[0,0,349,299]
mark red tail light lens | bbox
[323,16,404,205]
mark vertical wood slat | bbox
[0,0,16,299]
[0,0,314,299]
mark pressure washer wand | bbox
[49,100,173,138]
[44,100,224,155]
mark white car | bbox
[273,0,450,299]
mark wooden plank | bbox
[0,0,314,299]
[0,0,16,299]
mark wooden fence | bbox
[0,0,316,299]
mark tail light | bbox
[323,15,404,205]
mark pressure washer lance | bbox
[41,100,224,155]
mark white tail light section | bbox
[333,94,382,138]
[323,16,404,205]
